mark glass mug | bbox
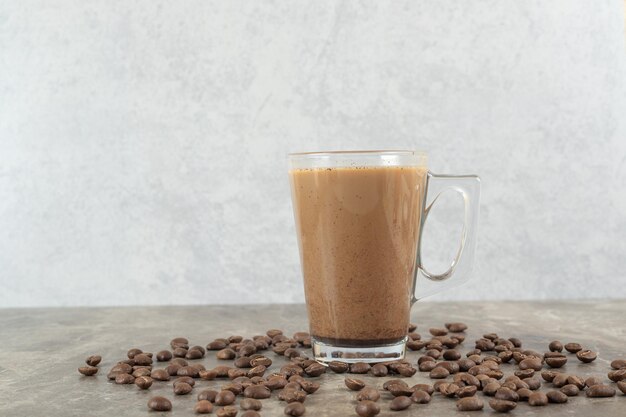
[288,150,480,363]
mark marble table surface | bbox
[0,301,625,416]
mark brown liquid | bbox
[289,166,427,346]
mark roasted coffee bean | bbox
[442,383,462,398]
[149,368,169,381]
[445,322,467,332]
[216,405,238,417]
[115,373,135,384]
[78,365,98,376]
[299,380,320,394]
[609,369,626,382]
[245,365,265,379]
[147,396,172,411]
[172,347,188,358]
[243,385,271,399]
[433,381,449,392]
[455,358,475,372]
[586,384,616,397]
[177,365,199,378]
[154,350,171,362]
[396,365,417,377]
[456,385,477,398]
[528,391,548,406]
[611,359,626,370]
[250,356,272,367]
[495,387,518,402]
[127,348,142,359]
[408,323,418,332]
[217,348,236,360]
[194,400,213,414]
[173,382,192,395]
[85,355,102,366]
[171,337,189,348]
[547,390,568,403]
[171,358,188,367]
[207,339,228,350]
[549,340,563,352]
[483,382,501,396]
[239,398,262,411]
[370,363,388,377]
[410,389,431,404]
[540,370,560,382]
[560,384,580,396]
[355,400,380,417]
[576,350,597,363]
[617,381,626,395]
[506,337,520,348]
[442,349,461,360]
[388,384,414,397]
[418,361,437,372]
[429,366,450,379]
[424,349,441,359]
[406,340,426,351]
[135,376,153,389]
[456,397,484,411]
[234,357,252,368]
[524,377,541,390]
[407,332,421,341]
[304,362,325,377]
[389,396,412,411]
[456,373,481,388]
[429,327,448,336]
[283,402,305,416]
[483,355,502,365]
[437,361,460,374]
[227,335,243,344]
[585,376,602,387]
[564,343,582,353]
[519,357,542,371]
[489,399,517,413]
[265,375,288,390]
[467,354,483,364]
[345,377,366,391]
[514,369,534,379]
[215,390,236,406]
[475,339,495,351]
[186,349,203,360]
[451,334,466,344]
[222,382,243,395]
[383,379,407,390]
[279,389,306,403]
[545,356,567,368]
[266,329,283,338]
[517,388,532,401]
[110,363,132,374]
[551,373,569,388]
[197,389,219,402]
[133,367,153,377]
[357,387,380,402]
[500,381,517,391]
[328,361,349,373]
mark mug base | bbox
[311,336,407,364]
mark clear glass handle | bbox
[411,172,481,303]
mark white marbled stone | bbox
[0,1,625,307]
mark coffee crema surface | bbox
[290,166,428,346]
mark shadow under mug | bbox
[288,150,480,363]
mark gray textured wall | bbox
[1,1,625,307]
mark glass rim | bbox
[288,150,426,158]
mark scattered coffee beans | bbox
[215,390,236,406]
[328,361,349,373]
[85,355,101,366]
[355,400,380,417]
[356,387,380,402]
[445,322,468,332]
[611,359,626,370]
[216,405,238,417]
[134,376,152,389]
[147,396,172,411]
